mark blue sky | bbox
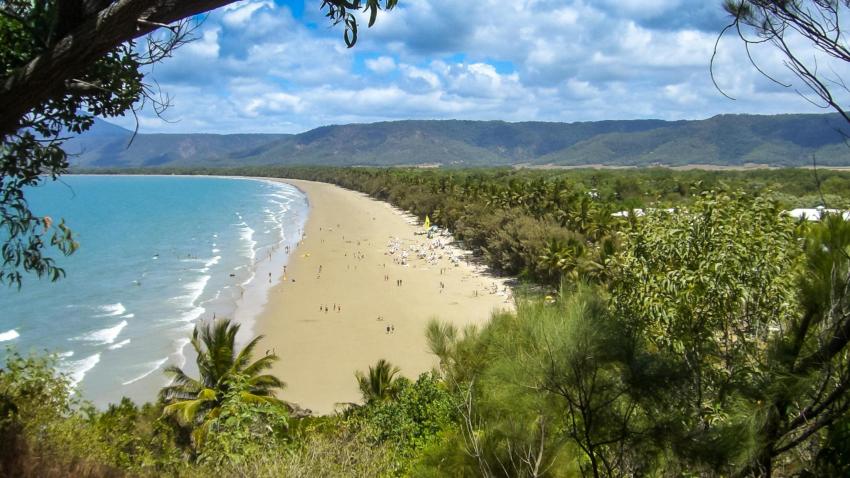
[116,0,850,134]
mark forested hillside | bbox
[67,113,850,169]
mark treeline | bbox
[83,165,850,286]
[5,166,850,476]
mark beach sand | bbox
[255,179,512,415]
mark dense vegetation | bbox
[67,113,850,169]
[6,166,850,476]
[87,165,850,286]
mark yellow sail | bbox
[424,215,431,230]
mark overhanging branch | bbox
[0,0,239,137]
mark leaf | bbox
[368,2,377,27]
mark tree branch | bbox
[0,0,239,137]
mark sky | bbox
[113,0,850,134]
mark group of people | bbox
[386,234,469,271]
[318,303,342,313]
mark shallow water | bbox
[0,175,307,406]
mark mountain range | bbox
[65,113,850,169]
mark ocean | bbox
[0,175,308,406]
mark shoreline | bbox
[226,177,308,343]
[128,176,308,400]
[65,175,309,406]
[57,174,511,411]
[254,178,512,415]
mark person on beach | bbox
[386,325,390,334]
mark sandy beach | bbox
[255,179,512,415]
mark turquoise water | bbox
[0,176,308,406]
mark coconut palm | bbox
[355,359,402,404]
[159,318,284,441]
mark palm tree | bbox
[159,318,284,442]
[355,359,402,404]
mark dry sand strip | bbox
[255,179,512,415]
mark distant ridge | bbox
[66,113,850,168]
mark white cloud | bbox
[182,27,220,59]
[365,56,397,74]
[116,0,849,135]
[222,0,274,27]
[400,64,441,90]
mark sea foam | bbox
[67,353,101,388]
[181,275,211,306]
[0,329,19,342]
[97,303,126,317]
[80,320,128,345]
[202,255,221,270]
[240,223,257,261]
[109,339,131,350]
[122,357,168,385]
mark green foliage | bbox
[0,350,187,477]
[160,319,285,448]
[352,372,457,474]
[416,188,850,477]
[356,358,403,404]
[812,416,850,476]
[9,167,850,476]
[612,191,800,416]
[426,318,485,388]
[195,377,289,468]
[605,193,850,476]
[86,398,184,473]
[420,287,645,477]
[362,373,455,449]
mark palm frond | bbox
[232,334,264,372]
[247,373,285,393]
[241,353,278,378]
